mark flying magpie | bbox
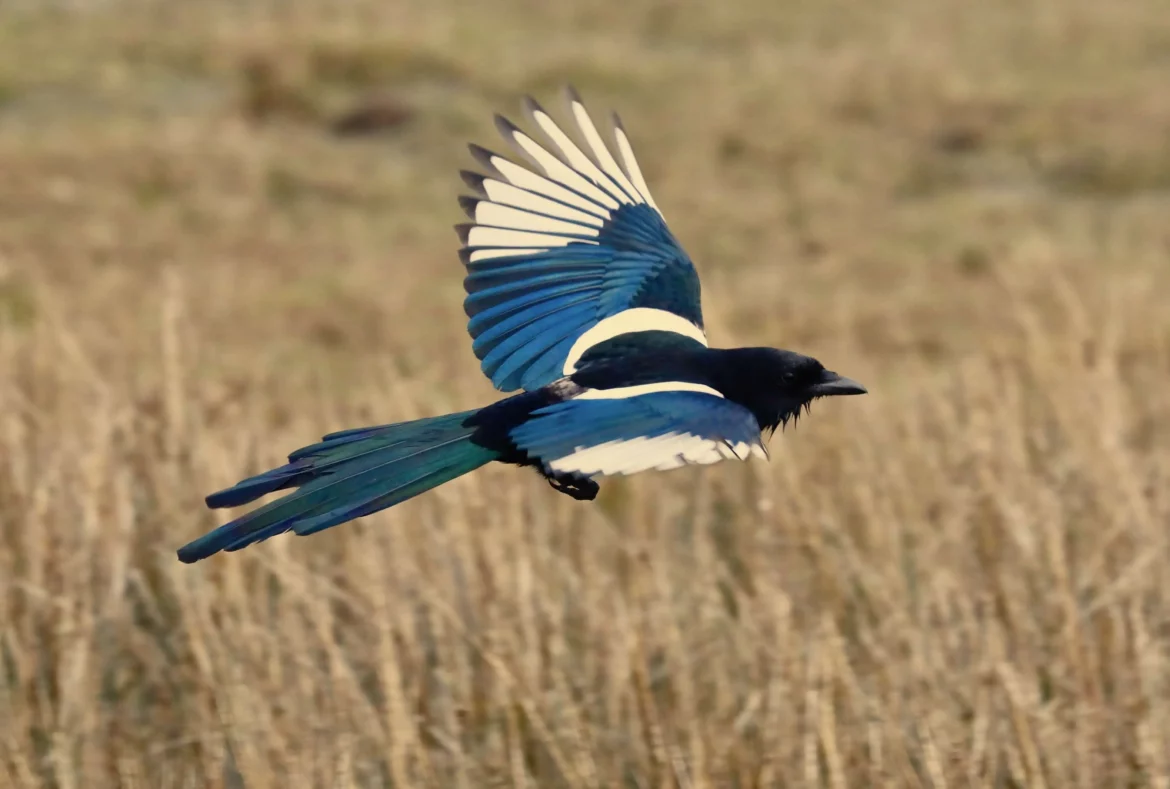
[176,88,866,564]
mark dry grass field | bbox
[2,0,1170,786]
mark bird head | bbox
[721,347,867,433]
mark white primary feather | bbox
[481,152,608,218]
[472,202,602,239]
[468,94,666,256]
[565,92,645,205]
[466,226,598,253]
[500,122,621,210]
[525,100,635,206]
[476,177,606,226]
[611,117,661,213]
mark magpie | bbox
[176,88,866,564]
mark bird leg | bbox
[545,472,600,501]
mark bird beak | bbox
[809,370,867,397]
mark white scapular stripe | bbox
[572,381,723,400]
[562,308,709,374]
[547,433,758,476]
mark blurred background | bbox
[1,0,1169,786]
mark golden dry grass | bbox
[2,0,1170,786]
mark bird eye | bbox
[781,371,796,383]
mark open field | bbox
[2,0,1170,786]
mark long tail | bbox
[177,409,495,563]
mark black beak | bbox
[808,370,867,397]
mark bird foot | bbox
[546,473,599,501]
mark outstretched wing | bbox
[459,88,707,392]
[509,391,766,477]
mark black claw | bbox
[545,473,599,501]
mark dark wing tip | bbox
[493,113,522,140]
[495,113,548,172]
[522,94,579,168]
[459,169,488,194]
[520,95,547,136]
[458,247,474,267]
[563,84,584,106]
[454,223,473,244]
[457,194,480,219]
[521,94,544,117]
[468,143,503,175]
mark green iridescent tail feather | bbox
[177,410,495,563]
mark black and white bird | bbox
[177,88,866,564]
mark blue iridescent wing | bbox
[459,88,707,392]
[509,391,767,477]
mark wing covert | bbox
[509,391,767,477]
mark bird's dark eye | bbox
[781,371,796,383]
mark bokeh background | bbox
[2,1,1169,786]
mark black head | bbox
[715,347,866,433]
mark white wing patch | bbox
[567,98,644,205]
[472,202,599,237]
[475,176,605,226]
[465,226,593,249]
[547,433,761,476]
[480,153,607,218]
[463,89,670,265]
[562,308,709,374]
[611,115,661,213]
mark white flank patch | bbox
[547,432,757,476]
[572,381,724,400]
[562,308,708,374]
